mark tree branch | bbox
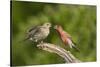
[37,42,81,63]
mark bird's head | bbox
[54,25,63,30]
[43,22,51,28]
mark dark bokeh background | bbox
[11,1,96,66]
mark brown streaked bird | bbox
[54,25,79,52]
[24,22,51,43]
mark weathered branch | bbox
[37,42,81,63]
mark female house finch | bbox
[54,25,79,52]
[24,22,51,43]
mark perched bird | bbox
[24,22,51,43]
[54,25,79,52]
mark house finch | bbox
[24,22,51,43]
[54,25,79,52]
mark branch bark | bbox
[37,42,81,63]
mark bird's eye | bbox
[46,23,50,26]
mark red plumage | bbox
[54,25,79,52]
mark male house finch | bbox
[24,22,51,43]
[54,25,79,52]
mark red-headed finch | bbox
[54,25,79,52]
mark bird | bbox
[54,25,79,52]
[24,22,51,43]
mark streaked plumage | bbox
[25,22,51,42]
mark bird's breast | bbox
[40,28,49,36]
[60,33,68,44]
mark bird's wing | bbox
[24,25,40,40]
[64,31,72,39]
[27,25,38,33]
[23,25,42,41]
[27,25,41,35]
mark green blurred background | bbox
[11,1,96,66]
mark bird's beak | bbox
[54,25,57,29]
[50,24,52,27]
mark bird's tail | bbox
[67,38,80,52]
[71,42,80,52]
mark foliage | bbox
[11,1,96,66]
